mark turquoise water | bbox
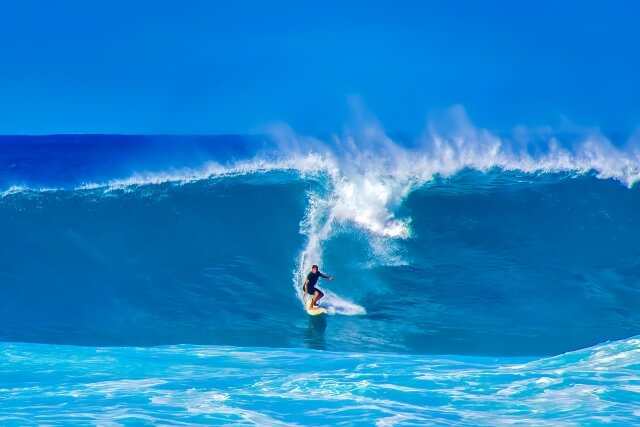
[2,338,639,426]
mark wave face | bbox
[1,131,640,357]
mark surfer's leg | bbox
[312,289,324,307]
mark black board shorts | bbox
[307,286,323,295]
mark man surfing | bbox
[303,264,334,309]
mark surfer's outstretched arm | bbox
[320,272,334,281]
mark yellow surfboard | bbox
[304,295,327,316]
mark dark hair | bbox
[311,265,318,269]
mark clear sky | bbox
[0,0,638,135]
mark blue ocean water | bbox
[1,131,639,425]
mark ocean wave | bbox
[2,123,639,353]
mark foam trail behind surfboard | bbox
[320,290,366,315]
[294,188,367,316]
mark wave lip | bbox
[73,154,329,191]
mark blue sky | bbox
[0,0,638,135]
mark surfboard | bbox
[304,295,327,316]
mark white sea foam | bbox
[294,188,367,315]
[1,185,61,197]
[273,109,640,315]
[75,154,329,192]
[276,110,638,251]
[1,185,30,197]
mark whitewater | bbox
[1,118,640,425]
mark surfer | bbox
[303,265,334,309]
